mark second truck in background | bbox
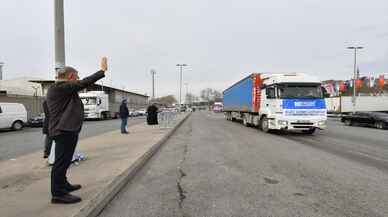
[80,91,118,120]
[223,73,327,134]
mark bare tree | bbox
[152,95,177,106]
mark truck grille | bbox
[291,122,314,125]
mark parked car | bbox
[136,109,147,116]
[28,113,45,127]
[341,112,388,129]
[129,110,140,117]
[0,103,27,130]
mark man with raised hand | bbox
[47,57,108,204]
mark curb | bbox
[72,112,191,217]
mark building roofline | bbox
[29,80,149,98]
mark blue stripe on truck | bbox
[282,99,326,109]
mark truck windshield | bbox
[278,84,323,99]
[81,97,97,105]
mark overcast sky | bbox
[1,0,387,98]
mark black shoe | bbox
[65,184,82,192]
[51,193,82,204]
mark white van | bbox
[0,103,27,130]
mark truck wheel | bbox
[12,121,23,131]
[375,122,384,129]
[260,117,270,133]
[243,116,249,127]
[302,128,316,135]
[344,119,352,126]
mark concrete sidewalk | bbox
[0,113,190,217]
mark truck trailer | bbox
[326,96,388,114]
[80,91,118,120]
[223,73,327,134]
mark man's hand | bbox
[100,57,108,72]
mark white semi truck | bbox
[223,73,327,134]
[80,91,115,120]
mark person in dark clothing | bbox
[119,99,129,134]
[46,57,107,204]
[146,104,159,125]
[42,100,53,158]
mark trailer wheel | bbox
[344,119,352,126]
[375,122,384,129]
[243,115,250,127]
[260,116,270,133]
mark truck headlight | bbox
[278,120,288,125]
[318,120,326,126]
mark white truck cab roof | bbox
[261,73,321,85]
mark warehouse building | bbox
[0,78,148,118]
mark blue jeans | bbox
[121,118,128,133]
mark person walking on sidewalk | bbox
[46,57,108,204]
[119,99,129,134]
[42,100,53,159]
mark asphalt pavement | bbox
[99,112,388,217]
[0,117,145,161]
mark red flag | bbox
[379,75,385,88]
[339,81,345,93]
[355,79,362,90]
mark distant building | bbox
[0,78,148,118]
[0,77,43,96]
[30,80,149,110]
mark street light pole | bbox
[185,82,189,104]
[176,64,187,111]
[347,46,363,113]
[54,0,66,74]
[150,69,156,100]
[0,62,4,80]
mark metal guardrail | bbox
[158,111,179,128]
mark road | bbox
[0,117,145,161]
[99,111,388,217]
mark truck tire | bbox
[375,122,384,129]
[12,121,23,131]
[260,116,270,133]
[243,115,250,127]
[302,128,316,135]
[344,119,352,126]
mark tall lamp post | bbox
[150,69,156,100]
[184,82,189,105]
[176,64,187,111]
[347,46,363,113]
[54,0,66,74]
[0,62,4,80]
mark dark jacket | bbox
[119,102,129,119]
[46,71,105,137]
[42,100,49,135]
[146,105,158,125]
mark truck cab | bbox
[80,91,110,120]
[259,73,327,133]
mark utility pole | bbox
[176,64,187,111]
[0,62,4,80]
[184,83,189,105]
[150,69,156,100]
[347,46,363,113]
[54,0,66,74]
